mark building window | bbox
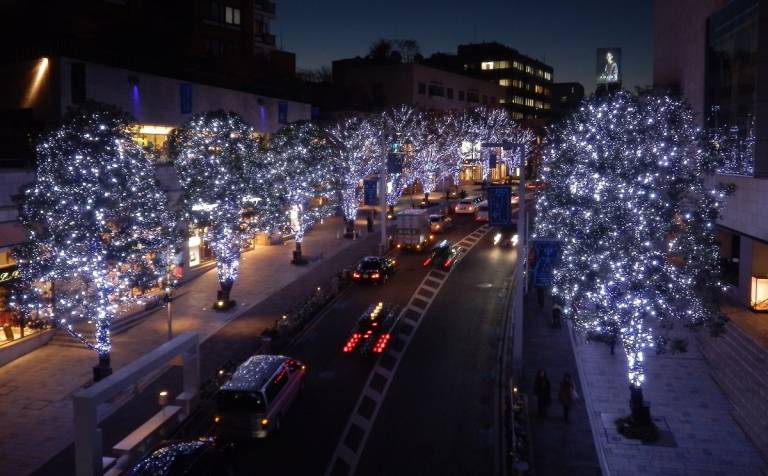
[206,38,225,56]
[467,91,479,103]
[447,88,454,99]
[417,82,426,95]
[481,61,510,70]
[428,84,445,97]
[525,98,535,107]
[525,65,533,74]
[131,125,175,162]
[499,79,511,87]
[534,85,544,94]
[511,112,524,120]
[481,61,494,70]
[513,61,524,71]
[544,71,552,80]
[225,6,241,25]
[499,98,507,104]
[458,90,465,101]
[512,96,524,105]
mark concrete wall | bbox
[57,57,311,133]
[653,0,729,123]
[714,174,768,241]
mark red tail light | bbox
[422,257,432,267]
[352,272,361,279]
[444,258,453,269]
[343,333,362,352]
[373,333,391,353]
[371,272,380,279]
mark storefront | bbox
[0,249,51,346]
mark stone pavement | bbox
[0,215,383,476]
[521,287,602,475]
[572,316,768,475]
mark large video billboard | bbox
[596,48,621,85]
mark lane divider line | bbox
[325,224,490,476]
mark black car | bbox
[127,440,233,476]
[422,240,464,270]
[492,225,519,248]
[343,302,401,355]
[352,256,396,284]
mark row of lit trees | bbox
[12,102,529,379]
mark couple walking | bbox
[533,370,579,422]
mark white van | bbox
[215,354,305,438]
[455,196,482,214]
[474,200,489,221]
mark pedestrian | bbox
[533,369,551,417]
[558,373,577,423]
[552,302,562,328]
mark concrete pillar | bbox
[739,236,754,307]
[73,396,101,476]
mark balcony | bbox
[254,32,276,47]
[254,0,276,15]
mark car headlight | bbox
[493,233,502,245]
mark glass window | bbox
[481,61,494,70]
[447,88,454,99]
[499,79,511,86]
[467,91,479,103]
[458,90,465,101]
[428,84,445,97]
[265,368,289,403]
[225,6,241,25]
[217,390,266,413]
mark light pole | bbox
[379,144,389,256]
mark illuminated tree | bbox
[326,116,378,234]
[268,121,334,263]
[536,92,728,429]
[413,112,452,200]
[173,111,256,310]
[380,106,424,206]
[474,106,517,179]
[16,103,175,379]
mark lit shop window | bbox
[131,125,174,161]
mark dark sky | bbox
[273,0,653,94]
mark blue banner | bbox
[179,83,193,114]
[364,179,379,205]
[533,240,561,288]
[487,185,512,226]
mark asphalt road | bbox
[213,213,515,475]
[355,223,515,476]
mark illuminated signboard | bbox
[596,48,621,85]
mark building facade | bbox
[427,43,554,121]
[654,0,768,312]
[331,60,506,113]
[550,82,585,121]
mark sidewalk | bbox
[521,287,602,475]
[0,215,382,476]
[572,311,768,475]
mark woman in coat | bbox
[533,369,551,417]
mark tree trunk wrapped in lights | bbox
[326,117,378,236]
[16,102,176,380]
[380,106,425,207]
[173,111,256,310]
[267,121,334,264]
[535,92,728,434]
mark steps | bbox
[698,321,768,462]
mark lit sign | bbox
[596,48,621,85]
[0,268,20,284]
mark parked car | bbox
[127,439,233,476]
[429,214,453,233]
[214,355,305,439]
[352,256,397,284]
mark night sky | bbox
[274,0,653,94]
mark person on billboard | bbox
[599,51,619,83]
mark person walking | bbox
[533,369,551,417]
[558,373,577,423]
[552,301,562,328]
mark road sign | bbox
[533,239,561,288]
[487,185,512,226]
[364,179,378,205]
[387,153,402,174]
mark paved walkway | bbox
[572,315,768,475]
[0,215,383,476]
[521,287,602,475]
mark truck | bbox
[394,208,429,251]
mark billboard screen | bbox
[596,48,621,85]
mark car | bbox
[422,240,465,270]
[455,196,483,214]
[474,200,489,221]
[127,439,233,476]
[343,302,401,355]
[429,214,453,233]
[214,354,305,439]
[492,225,519,248]
[352,256,396,283]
